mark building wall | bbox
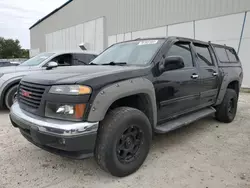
[44,17,104,53]
[30,0,250,87]
[30,0,250,52]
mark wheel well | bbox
[2,81,20,107]
[227,81,239,96]
[108,94,154,127]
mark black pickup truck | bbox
[10,37,243,177]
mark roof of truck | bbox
[129,36,235,49]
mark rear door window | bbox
[214,47,230,62]
[194,44,214,67]
[226,48,238,62]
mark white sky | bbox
[0,0,68,49]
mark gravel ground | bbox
[1,93,250,188]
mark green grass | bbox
[240,88,250,93]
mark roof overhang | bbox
[29,0,73,30]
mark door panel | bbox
[199,67,219,104]
[193,43,219,105]
[155,42,200,123]
[155,68,200,122]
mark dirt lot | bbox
[1,94,250,188]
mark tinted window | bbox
[226,49,238,62]
[73,54,97,65]
[51,54,72,66]
[215,47,230,62]
[167,43,193,67]
[194,44,213,66]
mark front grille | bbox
[18,82,46,109]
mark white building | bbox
[30,0,250,87]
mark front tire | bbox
[95,107,152,177]
[215,89,238,123]
[5,85,18,109]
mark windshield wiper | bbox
[102,61,127,66]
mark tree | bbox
[20,49,29,58]
[0,37,29,59]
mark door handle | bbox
[213,72,218,76]
[191,74,199,79]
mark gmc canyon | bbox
[10,37,243,177]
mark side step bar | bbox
[154,107,216,134]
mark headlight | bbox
[49,85,92,95]
[45,102,86,121]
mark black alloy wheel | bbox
[116,125,143,164]
[228,98,235,115]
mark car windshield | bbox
[91,40,164,65]
[20,52,55,66]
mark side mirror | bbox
[46,61,58,70]
[159,56,185,72]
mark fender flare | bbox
[215,75,240,105]
[87,77,157,127]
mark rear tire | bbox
[215,89,238,123]
[94,107,152,177]
[5,85,18,109]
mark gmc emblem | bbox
[22,90,31,97]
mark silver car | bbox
[0,51,98,109]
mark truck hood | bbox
[22,65,148,85]
[0,66,39,74]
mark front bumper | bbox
[10,102,99,159]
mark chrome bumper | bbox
[10,102,99,137]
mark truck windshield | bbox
[20,52,55,66]
[92,40,164,66]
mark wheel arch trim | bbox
[215,76,240,105]
[0,78,22,107]
[87,78,157,127]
